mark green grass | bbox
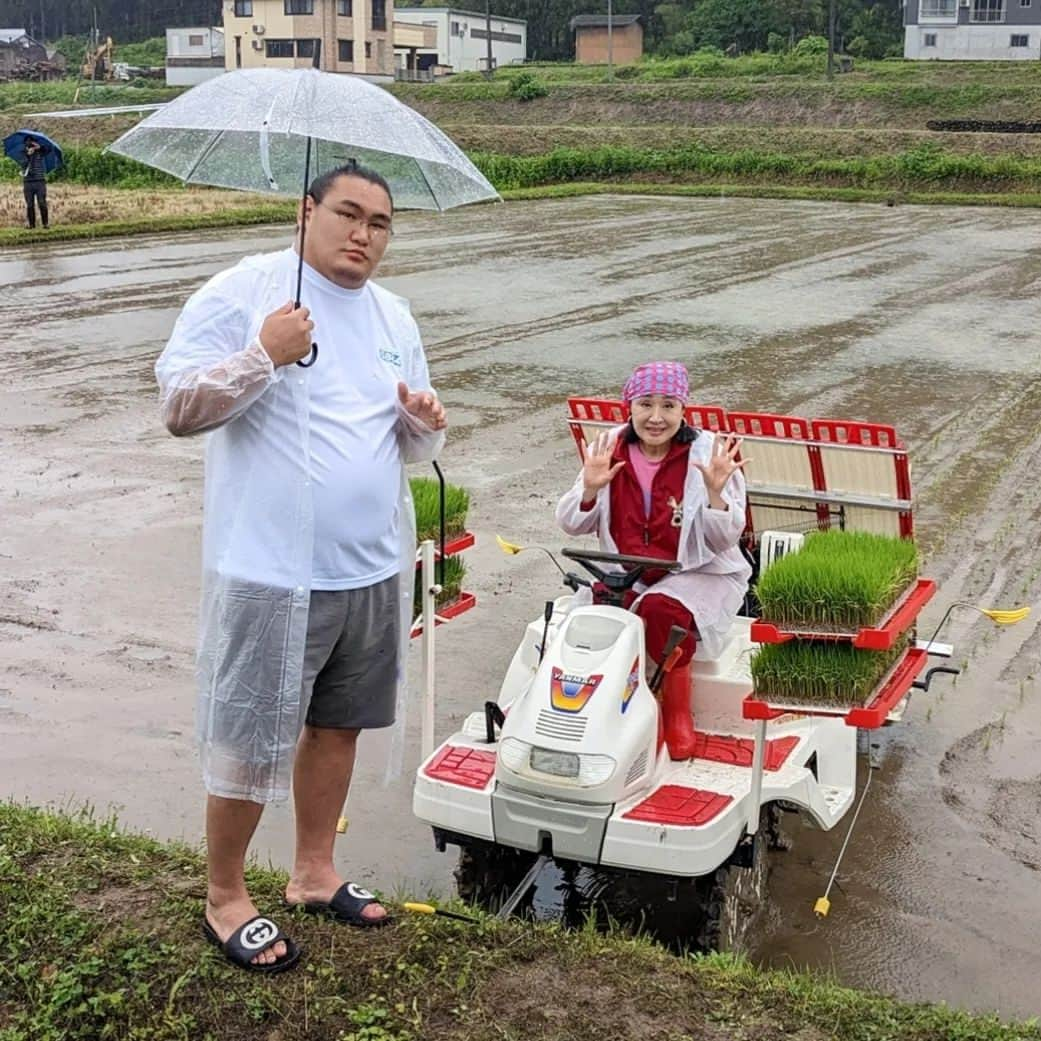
[755,530,919,632]
[114,36,167,67]
[0,204,299,246]
[2,801,1038,1041]
[750,638,908,708]
[445,54,1041,84]
[0,79,183,111]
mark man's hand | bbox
[398,382,446,431]
[258,302,314,367]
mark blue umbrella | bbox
[3,129,63,174]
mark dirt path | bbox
[2,194,1041,1018]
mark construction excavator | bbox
[81,36,114,82]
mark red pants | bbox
[628,592,697,666]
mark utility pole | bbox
[485,0,494,79]
[826,0,836,80]
[606,0,613,79]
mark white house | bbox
[166,26,226,85]
[393,7,526,73]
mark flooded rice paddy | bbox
[2,195,1041,1018]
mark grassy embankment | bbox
[4,58,1041,244]
[2,802,1038,1041]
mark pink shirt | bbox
[628,444,665,516]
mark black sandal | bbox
[202,915,302,974]
[293,881,391,928]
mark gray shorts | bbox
[301,574,401,730]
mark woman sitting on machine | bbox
[556,361,751,760]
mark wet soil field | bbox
[2,195,1041,1019]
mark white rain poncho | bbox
[556,425,750,660]
[156,248,444,803]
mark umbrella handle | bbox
[297,343,318,368]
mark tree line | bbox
[0,0,220,42]
[0,0,903,63]
[400,0,903,62]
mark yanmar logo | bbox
[550,667,603,714]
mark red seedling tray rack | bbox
[413,532,475,565]
[410,591,477,639]
[742,646,928,730]
[411,530,477,639]
[750,578,936,651]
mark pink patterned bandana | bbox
[622,361,690,404]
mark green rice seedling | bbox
[414,553,467,619]
[411,476,470,544]
[750,639,908,709]
[755,530,918,632]
[410,477,471,619]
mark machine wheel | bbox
[454,839,539,914]
[696,806,775,953]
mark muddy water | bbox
[3,195,1041,1019]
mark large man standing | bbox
[157,163,445,973]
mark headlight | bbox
[576,754,616,786]
[500,739,617,787]
[530,746,580,778]
[499,737,532,773]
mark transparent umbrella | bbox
[107,65,498,210]
[107,61,499,364]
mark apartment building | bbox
[905,0,1041,59]
[222,0,394,78]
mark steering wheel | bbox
[560,547,680,596]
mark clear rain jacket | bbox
[556,425,751,661]
[156,249,444,803]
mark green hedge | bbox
[0,146,180,188]
[5,140,1040,199]
[471,143,1041,192]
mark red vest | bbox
[609,436,690,584]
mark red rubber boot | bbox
[660,663,697,761]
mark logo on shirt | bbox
[667,496,684,528]
[379,347,402,368]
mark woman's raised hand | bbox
[692,433,748,499]
[581,432,625,501]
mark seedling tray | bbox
[742,646,928,730]
[751,578,935,650]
